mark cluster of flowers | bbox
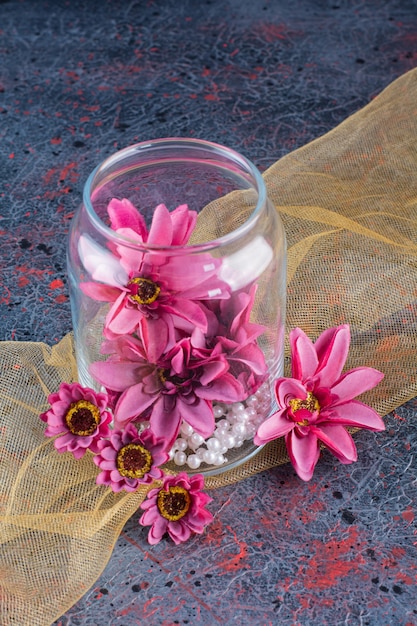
[40,320,385,544]
[79,199,268,453]
[39,190,387,545]
[40,381,213,545]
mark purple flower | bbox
[254,324,385,481]
[40,382,112,459]
[91,333,245,449]
[139,472,213,545]
[93,424,168,492]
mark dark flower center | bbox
[116,443,153,479]
[128,277,160,305]
[65,400,101,436]
[157,486,191,521]
[289,392,320,425]
[158,368,188,388]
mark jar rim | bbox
[82,137,268,252]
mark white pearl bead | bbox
[203,449,217,465]
[246,425,256,438]
[206,437,221,452]
[196,447,206,460]
[180,421,194,437]
[176,438,188,451]
[174,451,186,465]
[190,432,205,448]
[222,434,236,449]
[232,422,246,437]
[212,454,225,466]
[187,454,201,470]
[246,395,259,407]
[236,410,250,422]
[216,419,229,431]
[246,407,257,419]
[213,405,225,418]
[234,438,244,448]
[232,402,245,415]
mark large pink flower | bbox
[90,333,245,449]
[93,424,168,492]
[40,382,112,459]
[254,324,385,481]
[139,472,213,545]
[79,201,230,361]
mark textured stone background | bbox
[1,0,416,624]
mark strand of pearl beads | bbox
[169,383,271,470]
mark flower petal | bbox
[274,378,307,409]
[107,198,147,237]
[177,398,215,439]
[312,423,357,464]
[286,429,320,481]
[147,204,173,246]
[80,282,121,302]
[320,400,385,431]
[106,297,140,335]
[114,383,157,426]
[330,367,384,404]
[148,397,182,447]
[78,234,128,287]
[170,204,197,245]
[90,361,144,391]
[168,520,192,545]
[290,327,319,380]
[254,409,294,444]
[314,324,350,388]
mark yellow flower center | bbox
[157,486,191,521]
[289,392,320,425]
[65,400,101,436]
[128,277,160,305]
[116,443,153,479]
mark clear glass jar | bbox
[67,138,286,475]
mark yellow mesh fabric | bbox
[1,68,417,625]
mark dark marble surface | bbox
[1,0,416,624]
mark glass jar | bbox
[67,138,286,475]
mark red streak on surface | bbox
[216,525,248,572]
[402,507,414,524]
[299,526,364,590]
[18,276,30,288]
[49,279,64,290]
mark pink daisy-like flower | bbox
[40,382,112,459]
[93,424,168,492]
[139,472,213,545]
[254,324,385,481]
[79,202,230,360]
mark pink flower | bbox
[79,201,230,361]
[254,324,385,481]
[208,284,268,393]
[107,199,197,246]
[93,424,168,492]
[139,472,213,545]
[91,333,245,449]
[40,382,112,459]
